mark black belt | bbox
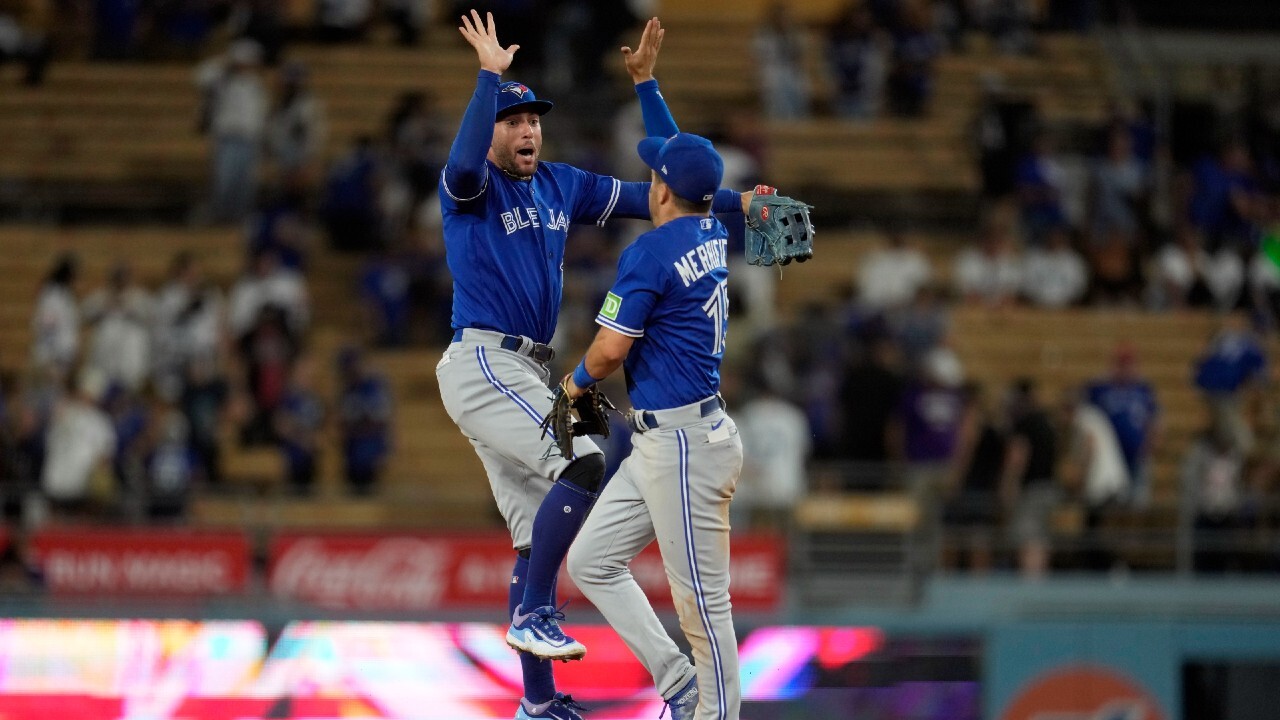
[452,329,556,364]
[633,396,725,432]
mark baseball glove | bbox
[540,378,617,460]
[745,186,815,267]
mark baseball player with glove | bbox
[434,12,769,720]
[547,21,813,720]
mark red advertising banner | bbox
[269,532,784,612]
[29,529,251,595]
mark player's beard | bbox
[494,145,538,181]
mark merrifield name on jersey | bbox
[673,236,728,287]
[501,206,570,235]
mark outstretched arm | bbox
[443,11,520,201]
[623,18,679,138]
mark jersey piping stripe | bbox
[440,166,489,202]
[476,346,543,425]
[596,179,621,227]
[594,315,644,338]
[677,429,727,720]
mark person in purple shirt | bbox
[1085,343,1160,506]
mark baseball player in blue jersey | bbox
[562,132,745,720]
[435,13,749,720]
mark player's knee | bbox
[566,541,592,587]
[559,453,605,495]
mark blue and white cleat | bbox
[661,675,699,720]
[514,694,586,720]
[506,604,587,661]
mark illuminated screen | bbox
[0,620,978,719]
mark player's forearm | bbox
[713,188,744,214]
[635,79,679,138]
[444,70,499,195]
[566,331,632,397]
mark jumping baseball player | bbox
[435,12,751,720]
[558,132,743,720]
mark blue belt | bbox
[632,396,725,433]
[452,329,555,364]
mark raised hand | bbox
[620,17,665,84]
[458,9,519,75]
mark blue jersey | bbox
[441,72,742,345]
[1085,379,1157,472]
[597,216,730,411]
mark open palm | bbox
[458,9,519,74]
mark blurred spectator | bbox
[385,0,429,46]
[385,91,447,232]
[1001,378,1059,577]
[953,217,1024,306]
[734,378,812,532]
[93,0,141,59]
[1016,131,1069,246]
[836,333,905,486]
[1152,228,1244,312]
[30,254,79,381]
[38,368,115,524]
[1022,227,1088,308]
[153,253,228,401]
[228,0,287,66]
[1058,386,1130,570]
[267,62,327,194]
[83,264,153,394]
[885,0,940,118]
[858,228,933,311]
[754,0,812,120]
[195,39,269,224]
[941,382,1004,573]
[891,347,967,559]
[1088,128,1150,303]
[181,353,229,488]
[247,191,313,271]
[0,12,50,85]
[1181,422,1253,573]
[826,0,885,120]
[237,305,298,446]
[142,401,197,522]
[337,347,391,496]
[316,0,371,43]
[1188,140,1263,254]
[1085,343,1160,506]
[973,76,1037,200]
[888,283,950,369]
[227,246,309,342]
[322,135,386,252]
[1248,220,1280,330]
[104,386,149,513]
[274,355,325,496]
[360,250,413,348]
[1192,317,1267,456]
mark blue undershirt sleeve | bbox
[609,181,652,219]
[442,70,499,201]
[635,79,679,138]
[712,189,744,214]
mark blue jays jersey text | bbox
[596,216,730,410]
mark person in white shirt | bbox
[227,247,309,341]
[1152,229,1243,312]
[82,263,154,393]
[196,39,268,223]
[1022,227,1088,308]
[153,252,228,400]
[753,0,812,119]
[40,368,115,518]
[954,221,1024,306]
[859,229,933,310]
[733,379,812,531]
[30,254,79,380]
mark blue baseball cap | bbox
[637,133,724,203]
[495,81,554,120]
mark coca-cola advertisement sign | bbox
[30,529,250,595]
[269,532,783,612]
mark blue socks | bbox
[510,553,555,704]
[522,479,594,610]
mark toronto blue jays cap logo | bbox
[495,81,554,119]
[502,83,530,99]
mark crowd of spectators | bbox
[1,237,396,530]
